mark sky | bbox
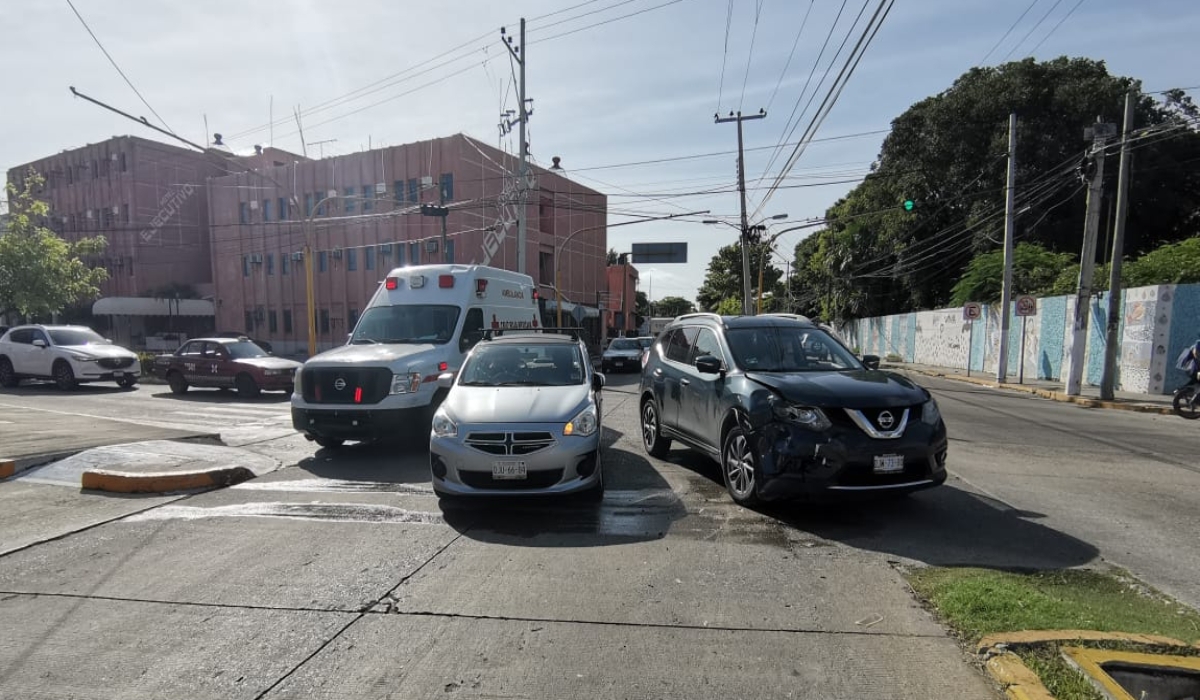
[1,0,1197,305]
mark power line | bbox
[1025,0,1086,57]
[529,0,685,44]
[64,0,173,133]
[738,0,766,111]
[764,0,815,113]
[716,0,734,112]
[527,0,642,32]
[978,0,1040,65]
[1000,0,1064,62]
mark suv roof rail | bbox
[483,326,584,341]
[674,312,722,322]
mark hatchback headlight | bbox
[770,397,832,431]
[431,408,458,437]
[390,371,422,394]
[564,405,598,437]
[922,398,942,425]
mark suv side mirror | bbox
[436,372,456,389]
[592,373,606,391]
[695,355,723,375]
[862,354,881,370]
[32,339,47,348]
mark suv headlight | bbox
[68,353,98,363]
[431,407,457,437]
[564,405,598,437]
[770,397,832,431]
[390,371,422,394]
[922,398,942,425]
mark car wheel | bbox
[0,358,16,388]
[722,424,760,507]
[53,361,77,391]
[116,376,137,389]
[640,398,672,458]
[235,373,261,398]
[167,371,189,394]
[314,436,344,449]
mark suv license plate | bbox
[873,455,904,474]
[493,461,527,480]
[113,371,125,377]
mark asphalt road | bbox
[1,369,1197,698]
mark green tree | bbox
[0,171,108,319]
[715,297,742,315]
[655,295,695,317]
[606,248,619,266]
[950,243,1075,305]
[634,290,649,327]
[697,243,781,312]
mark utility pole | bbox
[501,20,530,274]
[1064,118,1116,396]
[1100,91,1137,400]
[715,109,766,315]
[997,113,1018,383]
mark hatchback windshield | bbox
[48,329,109,346]
[726,327,861,372]
[608,339,640,351]
[350,305,461,345]
[225,341,270,359]
[459,343,586,387]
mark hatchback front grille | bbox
[464,431,556,456]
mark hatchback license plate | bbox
[873,454,904,474]
[492,461,527,480]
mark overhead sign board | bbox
[631,242,687,264]
[1015,295,1037,317]
[962,302,982,322]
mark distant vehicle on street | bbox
[0,325,140,390]
[153,336,301,397]
[634,336,655,350]
[601,337,644,373]
[639,313,947,506]
[429,330,605,499]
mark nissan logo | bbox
[334,378,347,391]
[877,411,895,429]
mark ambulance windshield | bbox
[350,304,461,345]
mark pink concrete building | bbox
[207,134,608,355]
[605,262,640,337]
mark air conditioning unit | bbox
[251,253,263,264]
[425,239,439,253]
[420,175,433,187]
[378,243,392,254]
[374,182,387,194]
[112,206,120,215]
[86,210,94,219]
[291,251,304,261]
[110,153,119,161]
[331,248,343,259]
[249,200,259,210]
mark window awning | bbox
[92,297,215,317]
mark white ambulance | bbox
[291,264,542,448]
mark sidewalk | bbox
[886,362,1175,415]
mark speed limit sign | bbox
[1016,295,1037,317]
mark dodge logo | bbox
[334,378,347,391]
[877,411,895,429]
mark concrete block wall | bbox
[837,283,1200,395]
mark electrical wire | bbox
[1025,0,1086,57]
[738,0,766,111]
[716,0,734,113]
[1000,0,1064,62]
[764,0,815,113]
[528,0,685,44]
[978,0,1040,65]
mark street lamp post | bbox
[756,220,830,315]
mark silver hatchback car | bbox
[429,332,605,499]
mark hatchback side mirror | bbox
[436,372,456,390]
[695,355,723,375]
[592,373,606,391]
[862,354,881,370]
[32,339,47,348]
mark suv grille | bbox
[98,357,135,369]
[459,468,564,490]
[302,367,391,404]
[464,431,556,456]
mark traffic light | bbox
[903,199,915,212]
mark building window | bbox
[440,173,453,202]
[244,310,254,331]
[67,166,73,185]
[128,256,134,276]
[122,203,130,223]
[262,199,272,222]
[362,185,374,212]
[394,180,404,204]
[409,241,420,265]
[239,202,249,224]
[100,208,111,228]
[347,248,357,271]
[281,252,290,275]
[344,187,355,213]
[364,245,375,271]
[539,251,554,284]
[278,197,288,221]
[119,153,127,172]
[268,310,278,333]
[304,193,314,217]
[266,253,274,275]
[446,239,454,264]
[318,250,328,272]
[407,178,419,204]
[243,255,250,277]
[319,309,330,334]
[283,309,293,333]
[92,159,98,179]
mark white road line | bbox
[124,502,446,525]
[232,478,435,494]
[173,405,291,417]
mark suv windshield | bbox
[459,343,585,387]
[48,329,109,346]
[726,327,861,372]
[226,341,270,359]
[350,305,461,345]
[608,339,640,351]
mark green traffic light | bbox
[903,199,914,211]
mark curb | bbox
[0,451,82,481]
[0,459,12,480]
[893,366,1174,415]
[81,465,256,494]
[984,653,1055,700]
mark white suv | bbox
[0,325,141,390]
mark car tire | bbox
[314,436,344,449]
[0,357,17,388]
[53,361,77,391]
[117,376,137,389]
[235,373,261,398]
[167,371,189,395]
[640,398,672,458]
[722,424,761,508]
[581,458,605,503]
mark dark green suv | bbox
[638,313,947,505]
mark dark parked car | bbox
[638,313,946,505]
[153,337,300,397]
